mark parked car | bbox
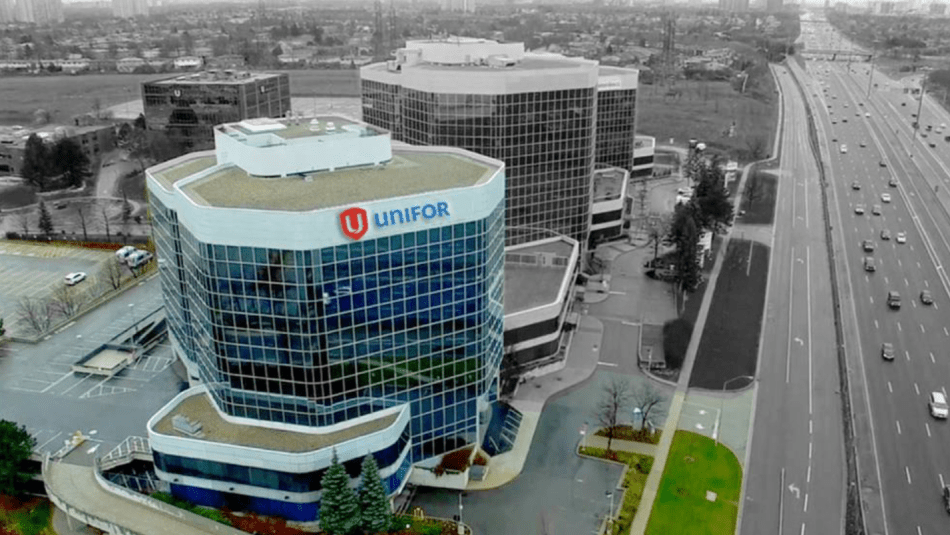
[64,272,86,286]
[115,245,137,262]
[127,250,154,269]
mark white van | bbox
[127,250,153,268]
[115,245,137,262]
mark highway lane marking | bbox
[887,381,893,393]
[870,295,874,304]
[809,419,813,435]
[809,442,812,459]
[940,473,945,488]
[904,277,910,287]
[896,420,901,435]
[924,278,929,286]
[912,300,917,308]
[884,276,889,285]
[931,352,936,363]
[921,324,926,333]
[875,319,880,330]
[927,424,932,437]
[905,350,910,362]
[597,362,618,367]
[803,493,808,513]
[36,431,63,451]
[807,465,811,483]
[806,245,813,416]
[800,524,805,535]
[786,248,795,384]
[936,303,940,310]
[906,466,912,485]
[897,321,902,332]
[915,382,920,395]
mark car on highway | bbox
[851,181,861,190]
[930,392,949,419]
[864,257,876,272]
[865,113,870,118]
[842,118,848,123]
[921,290,934,305]
[896,232,907,243]
[887,291,901,309]
[881,229,891,240]
[64,272,86,286]
[840,144,848,153]
[889,178,898,187]
[832,137,838,142]
[881,193,891,203]
[863,239,876,252]
[855,113,860,117]
[942,486,950,513]
[872,204,882,215]
[879,161,887,167]
[930,142,937,148]
[902,102,907,106]
[881,342,894,361]
[844,104,848,108]
[859,142,866,148]
[832,120,837,125]
[854,204,865,214]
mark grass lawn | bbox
[645,431,741,535]
[578,447,653,535]
[740,171,778,225]
[0,496,54,535]
[0,184,37,210]
[0,73,169,125]
[688,239,768,390]
[637,80,776,161]
[277,68,361,97]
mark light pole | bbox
[716,374,754,447]
[605,490,614,532]
[457,492,465,535]
[866,55,874,98]
[128,302,139,335]
[914,80,926,140]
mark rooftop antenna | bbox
[373,0,384,61]
[389,0,397,54]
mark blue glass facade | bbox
[150,195,506,463]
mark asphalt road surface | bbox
[740,64,844,535]
[798,14,950,534]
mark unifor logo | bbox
[339,207,369,241]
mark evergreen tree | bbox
[51,137,91,189]
[358,455,393,534]
[0,317,5,337]
[37,200,53,238]
[20,134,49,191]
[0,419,38,497]
[319,450,360,535]
[670,205,701,292]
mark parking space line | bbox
[40,372,75,394]
[37,431,63,451]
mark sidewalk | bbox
[467,314,605,490]
[582,434,659,457]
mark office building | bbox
[595,67,639,172]
[142,71,291,151]
[145,115,505,522]
[719,0,749,11]
[13,0,62,24]
[590,167,629,247]
[362,38,613,247]
[0,123,115,177]
[442,0,475,11]
[112,0,148,18]
[632,135,655,179]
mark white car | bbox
[931,392,949,419]
[65,272,87,286]
[896,232,907,243]
[881,193,891,203]
[840,144,848,154]
[855,204,865,215]
[115,245,137,261]
[127,250,154,269]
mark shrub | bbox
[5,232,20,240]
[663,318,693,369]
[636,457,654,475]
[434,446,473,476]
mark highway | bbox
[740,64,844,535]
[795,12,950,535]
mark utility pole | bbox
[914,80,926,140]
[373,0,384,61]
[388,0,397,55]
[866,55,874,98]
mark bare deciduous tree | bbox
[103,259,124,290]
[16,211,29,236]
[75,204,88,242]
[595,377,632,454]
[16,297,53,334]
[745,173,764,210]
[646,213,671,262]
[746,136,768,161]
[101,206,111,241]
[50,283,82,318]
[631,381,668,432]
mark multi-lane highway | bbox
[795,12,950,535]
[740,64,844,535]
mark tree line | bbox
[20,134,91,192]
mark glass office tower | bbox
[146,116,505,522]
[361,39,599,246]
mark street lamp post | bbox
[605,490,614,532]
[866,55,874,99]
[128,303,139,337]
[457,492,465,535]
[716,375,754,447]
[914,81,926,140]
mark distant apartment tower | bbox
[13,0,62,24]
[142,71,291,151]
[362,38,637,247]
[442,0,475,12]
[112,0,148,18]
[719,0,749,11]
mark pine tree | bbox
[37,200,53,238]
[358,455,393,535]
[319,450,360,535]
[20,134,49,191]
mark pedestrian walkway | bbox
[466,315,605,490]
[583,434,659,457]
[45,459,245,535]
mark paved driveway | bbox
[410,371,628,535]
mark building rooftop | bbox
[222,116,373,143]
[180,151,495,212]
[147,70,283,86]
[504,238,577,314]
[364,55,591,74]
[0,123,111,147]
[593,167,626,202]
[152,154,217,190]
[152,391,399,453]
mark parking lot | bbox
[0,242,114,337]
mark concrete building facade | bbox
[0,123,115,177]
[145,115,506,522]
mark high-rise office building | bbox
[112,0,148,18]
[595,66,639,172]
[719,0,749,11]
[146,115,505,522]
[441,0,475,11]
[142,71,291,151]
[362,38,620,247]
[13,0,62,24]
